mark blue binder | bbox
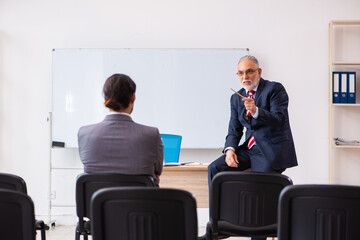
[332,72,340,103]
[347,72,356,104]
[340,72,348,103]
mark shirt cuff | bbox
[252,107,259,119]
[224,146,236,153]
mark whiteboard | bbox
[52,48,249,148]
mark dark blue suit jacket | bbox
[225,78,298,170]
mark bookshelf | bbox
[329,21,360,184]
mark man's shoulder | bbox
[260,78,286,92]
[261,78,283,87]
[78,122,100,135]
[133,122,160,135]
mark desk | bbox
[160,165,209,208]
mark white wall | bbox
[0,0,360,219]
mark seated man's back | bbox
[77,74,163,182]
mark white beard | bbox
[242,80,255,91]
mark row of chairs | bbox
[1,172,360,239]
[206,172,360,240]
[74,172,360,240]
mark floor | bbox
[40,225,255,240]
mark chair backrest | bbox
[0,173,27,193]
[0,189,36,240]
[210,171,293,232]
[278,184,360,240]
[160,134,182,163]
[76,173,156,220]
[91,187,198,240]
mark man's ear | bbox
[257,68,262,77]
[131,93,136,103]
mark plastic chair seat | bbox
[216,221,277,237]
[278,184,360,240]
[0,189,36,240]
[91,187,198,240]
[75,173,156,240]
[0,173,47,240]
[205,172,293,240]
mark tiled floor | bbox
[41,225,254,240]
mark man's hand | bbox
[243,97,256,115]
[225,149,239,168]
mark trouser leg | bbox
[208,150,251,190]
[207,154,227,190]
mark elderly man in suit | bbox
[78,74,163,184]
[208,55,298,240]
[208,55,298,217]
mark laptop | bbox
[160,134,185,166]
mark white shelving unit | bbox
[328,21,360,184]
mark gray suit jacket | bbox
[78,114,163,179]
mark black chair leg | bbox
[75,228,80,240]
[35,220,46,240]
[206,222,213,240]
[75,225,89,240]
[41,229,46,240]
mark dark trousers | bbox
[207,145,284,240]
[208,145,284,185]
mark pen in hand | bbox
[230,88,246,98]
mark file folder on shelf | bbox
[347,72,356,104]
[340,72,348,103]
[332,72,340,103]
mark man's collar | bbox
[108,112,131,117]
[246,85,259,95]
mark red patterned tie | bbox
[247,90,256,149]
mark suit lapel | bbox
[238,88,248,120]
[254,78,265,104]
[240,88,247,98]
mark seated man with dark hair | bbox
[78,73,163,184]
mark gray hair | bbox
[238,55,259,65]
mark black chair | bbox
[0,173,47,240]
[75,173,157,240]
[205,171,293,240]
[278,184,360,240]
[91,187,198,240]
[0,189,36,240]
